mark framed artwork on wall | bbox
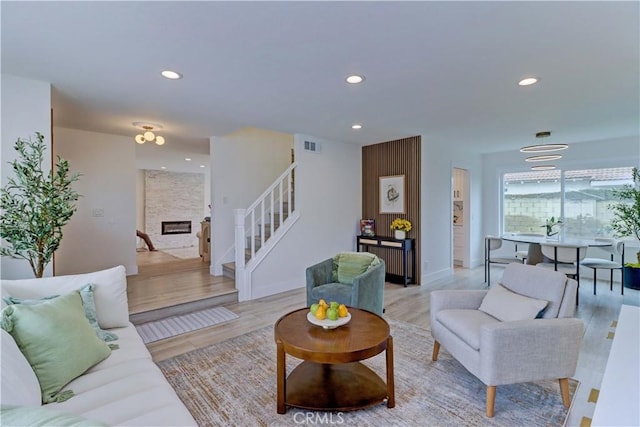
[379,175,405,214]
[360,219,376,236]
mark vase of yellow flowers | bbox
[390,218,412,240]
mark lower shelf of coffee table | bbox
[285,361,388,412]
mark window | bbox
[503,167,634,238]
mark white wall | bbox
[482,136,640,258]
[53,127,137,275]
[421,137,484,284]
[135,170,145,248]
[0,74,52,279]
[210,127,293,274]
[250,134,362,299]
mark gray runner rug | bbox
[158,319,578,426]
[135,306,239,344]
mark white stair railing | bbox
[234,162,297,301]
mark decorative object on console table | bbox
[608,167,640,289]
[379,175,405,214]
[390,218,411,240]
[360,219,376,237]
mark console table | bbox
[356,235,415,286]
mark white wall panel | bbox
[0,74,52,279]
[53,127,137,275]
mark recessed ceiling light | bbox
[185,158,192,161]
[351,124,363,130]
[345,75,365,84]
[199,165,205,168]
[160,166,167,170]
[161,70,183,80]
[525,154,562,162]
[518,77,539,86]
[531,165,556,171]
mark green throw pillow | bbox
[3,284,118,342]
[0,291,112,403]
[76,284,118,342]
[335,252,378,284]
[0,405,107,427]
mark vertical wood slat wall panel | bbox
[362,136,421,283]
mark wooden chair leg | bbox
[432,341,440,361]
[486,385,496,417]
[559,378,571,408]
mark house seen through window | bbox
[503,166,635,238]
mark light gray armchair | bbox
[430,263,584,417]
[306,252,385,316]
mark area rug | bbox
[136,307,239,344]
[158,319,578,426]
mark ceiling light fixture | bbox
[351,124,363,130]
[161,70,183,80]
[185,158,191,161]
[518,77,539,86]
[520,131,568,153]
[345,75,365,84]
[531,165,557,171]
[133,122,165,145]
[520,144,568,153]
[525,154,562,162]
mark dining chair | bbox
[484,236,520,286]
[580,239,625,296]
[537,243,588,304]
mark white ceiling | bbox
[2,1,639,170]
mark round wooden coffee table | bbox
[274,307,394,414]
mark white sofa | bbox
[1,265,196,426]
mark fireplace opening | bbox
[161,221,192,235]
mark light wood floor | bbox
[129,259,640,426]
[127,251,236,315]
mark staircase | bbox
[222,203,291,280]
[223,163,299,301]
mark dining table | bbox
[501,234,613,265]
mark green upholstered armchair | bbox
[306,252,385,316]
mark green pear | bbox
[310,303,320,314]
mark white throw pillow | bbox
[0,265,128,328]
[1,329,41,407]
[479,283,548,322]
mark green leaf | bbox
[0,133,81,277]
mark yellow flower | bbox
[390,218,412,232]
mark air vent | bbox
[304,140,320,153]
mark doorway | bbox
[452,167,470,268]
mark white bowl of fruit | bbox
[307,299,351,329]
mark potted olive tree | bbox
[0,133,80,277]
[609,167,640,289]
